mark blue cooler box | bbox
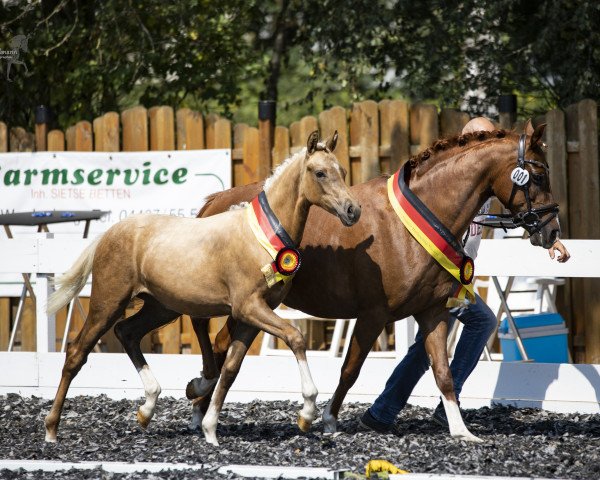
[498,313,569,363]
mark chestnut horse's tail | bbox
[197,192,220,218]
[46,236,103,314]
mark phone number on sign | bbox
[118,208,200,221]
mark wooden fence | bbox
[0,98,598,362]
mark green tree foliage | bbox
[0,0,598,129]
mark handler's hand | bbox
[549,239,571,263]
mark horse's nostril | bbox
[347,205,354,216]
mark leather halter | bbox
[473,134,559,235]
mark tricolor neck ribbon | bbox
[246,191,301,288]
[387,165,475,307]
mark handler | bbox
[360,117,571,433]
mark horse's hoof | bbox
[44,431,57,443]
[186,378,200,400]
[452,431,483,443]
[297,415,312,432]
[137,409,151,430]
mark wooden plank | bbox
[35,123,48,151]
[176,108,204,150]
[565,100,600,363]
[440,108,470,137]
[213,118,232,149]
[319,106,350,183]
[149,106,175,151]
[0,298,9,350]
[74,121,93,151]
[289,121,301,153]
[102,112,120,152]
[121,106,148,151]
[233,123,248,188]
[66,126,76,151]
[47,130,65,151]
[272,125,290,168]
[410,103,439,153]
[242,127,260,184]
[379,99,409,175]
[204,113,219,149]
[349,104,362,185]
[9,127,34,152]
[545,109,569,237]
[545,108,572,352]
[93,116,105,152]
[299,116,318,148]
[0,122,7,152]
[353,101,379,182]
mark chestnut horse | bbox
[44,131,361,445]
[187,122,560,442]
[115,122,559,443]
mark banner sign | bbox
[0,150,231,236]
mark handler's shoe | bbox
[431,402,448,428]
[358,409,400,435]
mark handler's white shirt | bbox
[463,199,492,260]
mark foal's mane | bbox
[410,129,511,171]
[263,149,306,193]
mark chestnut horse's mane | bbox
[409,129,509,168]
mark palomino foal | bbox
[44,131,361,445]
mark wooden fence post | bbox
[149,106,175,151]
[34,105,52,151]
[242,127,260,185]
[0,122,7,152]
[566,99,600,363]
[379,100,409,175]
[410,103,439,154]
[352,101,379,183]
[47,130,65,151]
[122,106,148,151]
[319,106,350,183]
[232,123,248,187]
[258,101,275,180]
[272,125,290,168]
[176,108,204,150]
[440,108,470,138]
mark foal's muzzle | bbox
[340,200,361,226]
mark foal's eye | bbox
[315,171,326,179]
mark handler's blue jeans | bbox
[368,294,497,426]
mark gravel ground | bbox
[1,394,599,479]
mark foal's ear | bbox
[524,119,534,136]
[325,130,338,152]
[307,130,320,155]
[530,123,546,148]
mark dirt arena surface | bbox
[1,394,599,479]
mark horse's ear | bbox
[530,123,546,148]
[524,119,534,136]
[307,130,320,155]
[325,130,338,152]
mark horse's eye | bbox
[315,171,326,179]
[532,173,546,185]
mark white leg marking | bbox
[441,396,482,443]
[322,398,337,433]
[202,379,222,446]
[189,400,204,431]
[298,359,318,423]
[137,365,161,423]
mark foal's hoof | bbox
[44,431,57,443]
[297,415,312,432]
[137,409,151,430]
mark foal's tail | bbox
[46,236,103,314]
